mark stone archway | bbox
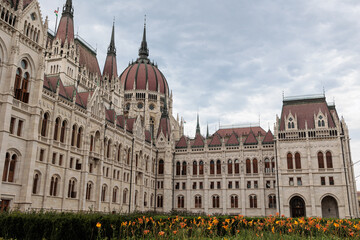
[290,196,306,218]
[321,196,339,218]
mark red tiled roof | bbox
[216,127,266,138]
[56,15,74,45]
[262,130,274,144]
[244,131,258,145]
[78,43,101,77]
[208,134,222,147]
[76,91,92,109]
[105,109,115,123]
[126,118,136,133]
[145,130,151,143]
[157,118,171,139]
[120,61,168,94]
[192,133,204,148]
[58,80,71,100]
[176,135,187,148]
[226,132,240,146]
[102,54,118,80]
[5,0,33,10]
[43,75,58,92]
[64,85,75,100]
[116,115,125,128]
[280,98,336,130]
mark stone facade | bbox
[0,0,358,218]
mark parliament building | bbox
[0,0,358,218]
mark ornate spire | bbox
[206,123,209,138]
[196,113,201,135]
[107,20,116,55]
[138,15,149,59]
[161,94,169,118]
[63,0,74,16]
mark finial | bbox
[138,15,149,59]
[196,113,201,135]
[107,20,116,55]
[144,14,146,28]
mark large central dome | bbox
[120,24,169,95]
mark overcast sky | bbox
[38,0,360,189]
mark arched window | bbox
[227,159,233,174]
[144,192,147,207]
[123,189,128,204]
[112,187,118,203]
[60,120,67,143]
[107,140,111,159]
[90,135,94,152]
[101,184,107,202]
[157,195,163,208]
[76,127,82,148]
[216,160,221,174]
[32,172,40,194]
[318,120,321,127]
[318,152,324,169]
[250,195,257,208]
[212,195,220,208]
[49,175,59,196]
[158,160,164,175]
[295,153,301,169]
[288,122,291,129]
[253,158,258,173]
[68,178,76,198]
[231,195,238,208]
[292,122,295,128]
[269,195,276,208]
[176,161,180,175]
[127,148,131,165]
[71,125,77,146]
[177,195,184,208]
[14,59,30,103]
[3,153,17,183]
[326,151,333,168]
[193,161,197,175]
[150,194,154,207]
[41,113,49,137]
[271,158,275,172]
[210,160,215,175]
[195,195,202,208]
[199,160,204,175]
[246,159,251,173]
[182,161,186,175]
[287,153,293,169]
[86,182,92,200]
[117,144,121,162]
[263,158,269,174]
[234,159,240,174]
[54,117,60,140]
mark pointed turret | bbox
[196,114,201,135]
[157,94,171,140]
[206,123,209,138]
[56,0,75,45]
[162,94,169,118]
[103,22,118,81]
[138,16,149,60]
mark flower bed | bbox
[0,211,359,239]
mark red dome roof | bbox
[120,60,169,95]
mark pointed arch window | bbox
[76,127,82,148]
[71,125,77,146]
[2,153,16,183]
[60,120,67,143]
[193,161,197,175]
[54,117,60,140]
[86,182,92,200]
[112,187,118,203]
[287,153,293,169]
[101,184,107,202]
[265,158,270,173]
[199,161,204,175]
[68,178,76,198]
[210,160,215,175]
[326,151,333,168]
[182,161,186,175]
[158,160,164,175]
[107,140,111,159]
[90,135,94,152]
[318,152,324,169]
[250,195,257,208]
[49,175,59,196]
[231,195,238,208]
[227,159,233,174]
[269,195,276,208]
[216,160,221,174]
[295,153,301,169]
[176,161,180,175]
[212,195,220,208]
[14,59,30,103]
[246,159,251,173]
[32,173,40,194]
[234,159,240,174]
[253,158,258,173]
[123,189,128,204]
[177,195,184,208]
[195,195,202,208]
[157,195,163,208]
[271,158,276,173]
[41,113,49,137]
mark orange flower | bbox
[334,223,339,228]
[144,230,150,235]
[272,226,275,233]
[96,222,101,228]
[173,230,177,235]
[158,231,165,236]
